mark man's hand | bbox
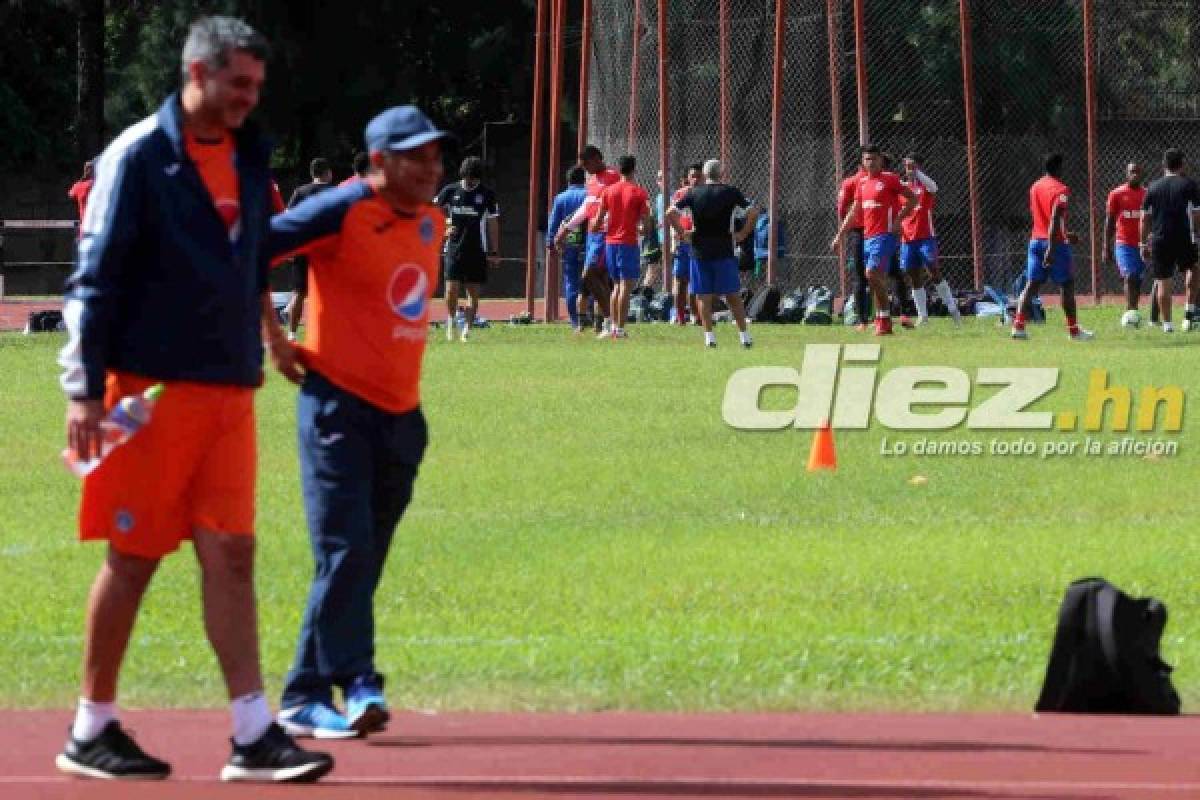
[66,398,105,462]
[266,334,304,385]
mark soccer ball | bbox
[1120,310,1141,329]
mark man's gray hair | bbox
[181,16,269,82]
[703,159,723,181]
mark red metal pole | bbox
[959,0,984,291]
[628,0,642,154]
[827,0,846,301]
[525,0,549,316]
[767,0,786,286]
[852,0,868,145]
[658,0,672,294]
[719,0,731,173]
[1082,0,1101,304]
[544,0,566,322]
[577,0,592,156]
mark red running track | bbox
[2,710,1198,799]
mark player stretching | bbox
[900,154,960,326]
[1012,153,1092,341]
[1102,162,1147,328]
[831,144,916,336]
[592,155,653,339]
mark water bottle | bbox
[62,384,165,478]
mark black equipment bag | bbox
[803,285,834,325]
[746,285,780,322]
[1035,577,1180,715]
[25,310,65,333]
[776,287,808,323]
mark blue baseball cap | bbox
[365,106,452,154]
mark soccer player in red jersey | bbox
[267,105,449,740]
[831,144,916,335]
[67,161,94,239]
[592,155,653,339]
[670,164,703,325]
[1102,162,1148,327]
[900,153,961,326]
[836,164,868,329]
[1012,153,1092,341]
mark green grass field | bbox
[1,309,1196,712]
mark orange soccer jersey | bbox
[185,131,241,238]
[271,184,443,413]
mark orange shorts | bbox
[79,371,256,558]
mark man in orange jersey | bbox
[266,105,449,739]
[56,16,331,784]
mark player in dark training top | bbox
[435,157,500,341]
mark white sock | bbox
[72,698,116,742]
[231,691,273,746]
[704,331,717,345]
[935,281,958,316]
[912,287,928,319]
[739,329,751,345]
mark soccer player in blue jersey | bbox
[547,165,589,331]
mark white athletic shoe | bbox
[1162,322,1175,334]
[1069,328,1095,341]
[1120,310,1141,329]
[446,321,456,341]
[1010,328,1029,340]
[1183,317,1196,332]
[460,329,470,342]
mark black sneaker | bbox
[55,721,171,780]
[220,722,333,783]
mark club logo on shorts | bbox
[114,509,135,534]
[387,264,429,322]
[419,215,435,245]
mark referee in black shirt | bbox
[1140,148,1200,332]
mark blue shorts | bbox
[691,257,741,296]
[900,238,938,272]
[672,244,694,279]
[585,232,606,270]
[605,243,641,281]
[1114,243,1145,279]
[1026,239,1073,285]
[864,233,899,272]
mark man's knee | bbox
[195,531,256,584]
[103,547,160,587]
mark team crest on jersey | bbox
[114,509,135,534]
[387,264,429,322]
[419,215,435,245]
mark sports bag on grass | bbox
[746,285,780,322]
[803,285,834,325]
[1035,577,1180,715]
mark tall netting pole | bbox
[718,0,731,173]
[959,0,984,291]
[627,0,642,153]
[657,0,672,293]
[826,0,845,301]
[766,0,786,286]
[525,0,549,316]
[577,0,592,155]
[852,0,868,144]
[544,0,566,322]
[1082,0,1101,304]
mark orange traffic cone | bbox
[807,419,837,472]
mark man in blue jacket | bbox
[546,165,589,331]
[56,16,331,784]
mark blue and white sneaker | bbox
[345,674,389,735]
[277,703,360,740]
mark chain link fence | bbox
[585,0,1200,300]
